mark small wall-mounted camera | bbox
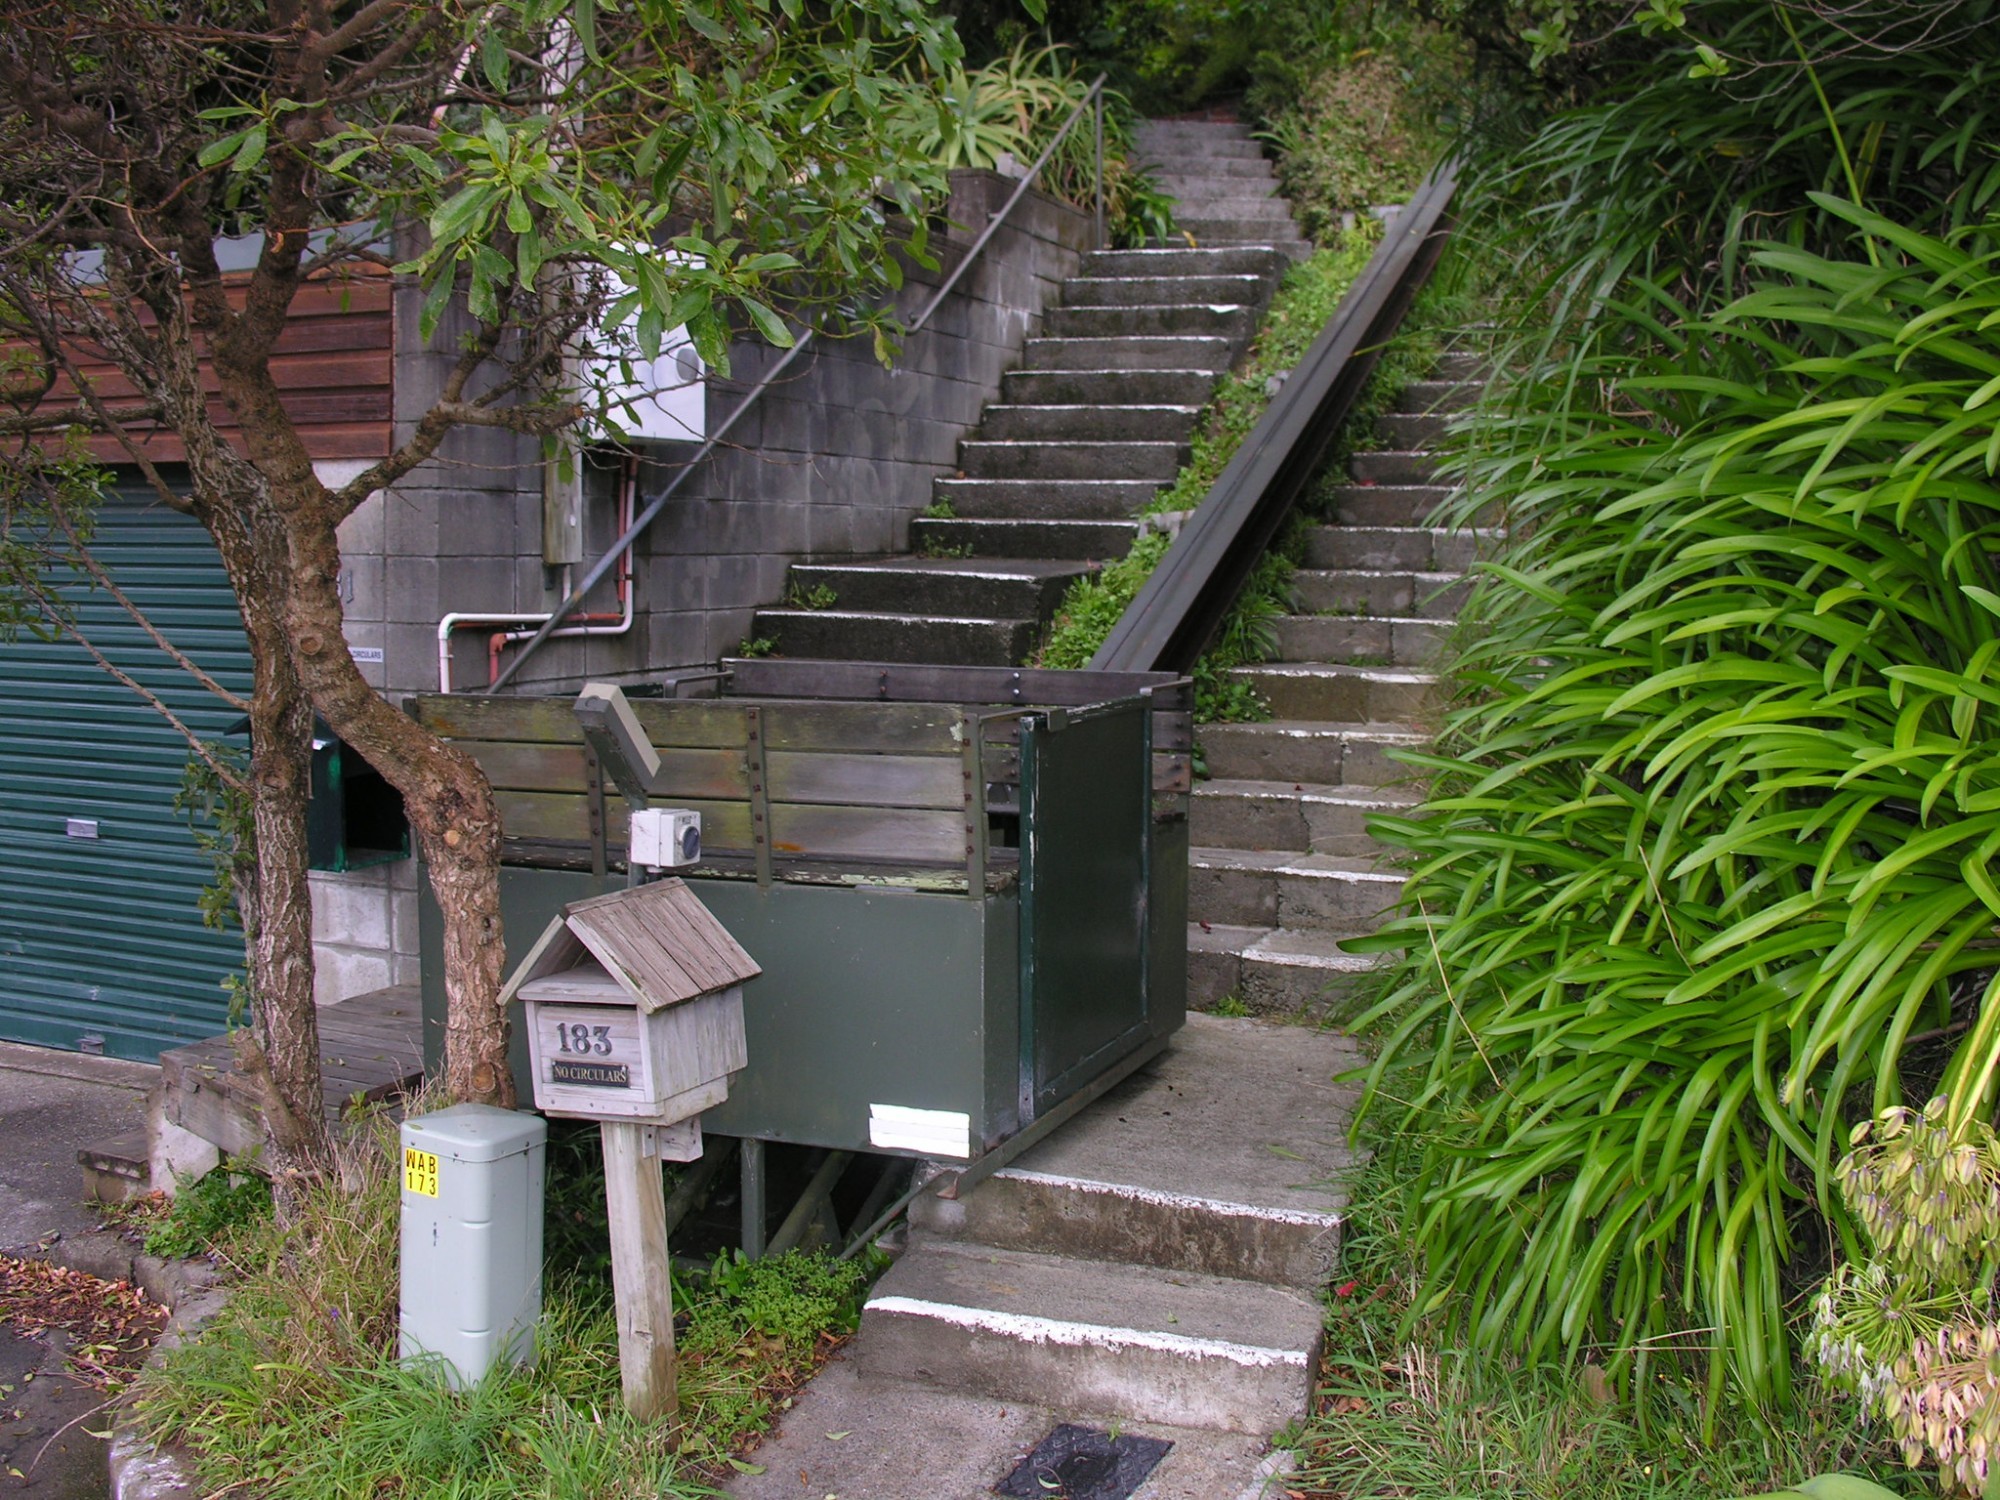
[628,808,701,870]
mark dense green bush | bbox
[1345,0,2000,1420]
[1355,199,2000,1414]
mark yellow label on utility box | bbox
[403,1146,440,1198]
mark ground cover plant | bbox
[1347,0,2000,1423]
[138,1120,874,1499]
[1286,1157,1908,1499]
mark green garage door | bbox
[0,480,253,1060]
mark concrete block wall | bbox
[511,171,1096,692]
[309,859,421,1002]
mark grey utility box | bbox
[399,1104,548,1386]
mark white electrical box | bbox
[629,807,701,869]
[501,881,759,1126]
[399,1104,547,1388]
[594,247,705,444]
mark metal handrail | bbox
[1090,161,1460,675]
[489,76,1111,692]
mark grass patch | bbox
[139,1158,272,1260]
[137,1117,876,1499]
[1289,1150,1911,1500]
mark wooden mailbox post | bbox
[501,880,760,1421]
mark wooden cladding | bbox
[35,270,392,464]
[412,694,1002,881]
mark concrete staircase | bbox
[752,118,1308,665]
[729,1016,1363,1499]
[1188,353,1491,1017]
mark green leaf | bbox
[738,298,793,349]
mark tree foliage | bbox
[0,0,966,1158]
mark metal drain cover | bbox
[994,1423,1173,1500]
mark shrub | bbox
[1352,199,2000,1414]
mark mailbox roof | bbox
[500,878,761,1015]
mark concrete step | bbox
[1190,780,1421,856]
[1002,366,1221,407]
[1177,211,1302,242]
[1083,246,1289,278]
[724,1362,1298,1500]
[932,476,1163,520]
[911,1014,1359,1288]
[1137,140,1266,165]
[1063,274,1274,308]
[1349,449,1446,485]
[1187,922,1384,1017]
[1396,378,1481,413]
[787,558,1092,624]
[1197,719,1425,787]
[1151,153,1279,178]
[1324,483,1454,527]
[1375,410,1452,448]
[1188,847,1405,931]
[1433,350,1490,381]
[958,438,1186,482]
[1023,334,1234,371]
[78,1130,151,1205]
[1045,303,1260,341]
[1162,191,1296,220]
[978,403,1203,443]
[1302,524,1500,571]
[1292,568,1470,620]
[1270,612,1447,667]
[859,1238,1324,1433]
[911,516,1142,562]
[1154,166,1281,191]
[1134,119,1257,142]
[754,608,1035,667]
[1233,662,1435,722]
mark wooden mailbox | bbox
[500,878,761,1423]
[502,880,759,1127]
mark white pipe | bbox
[435,457,638,692]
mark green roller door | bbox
[0,480,253,1060]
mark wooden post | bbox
[600,1120,676,1420]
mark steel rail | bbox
[1090,161,1459,675]
[489,76,1111,693]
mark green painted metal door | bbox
[0,481,252,1059]
[1018,696,1153,1118]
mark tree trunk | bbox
[190,473,335,1178]
[276,504,515,1107]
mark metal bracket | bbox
[745,705,772,886]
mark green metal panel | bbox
[1018,697,1152,1116]
[0,481,251,1059]
[425,867,1020,1155]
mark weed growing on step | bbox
[786,580,838,611]
[137,1117,881,1498]
[916,536,974,559]
[734,635,778,658]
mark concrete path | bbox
[0,1043,156,1500]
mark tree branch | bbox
[52,505,252,712]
